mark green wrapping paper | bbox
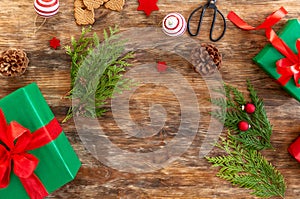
[253,19,300,102]
[0,83,81,198]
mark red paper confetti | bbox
[137,0,159,16]
[49,37,61,49]
[157,61,167,72]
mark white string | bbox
[33,14,47,34]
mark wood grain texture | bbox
[1,0,300,198]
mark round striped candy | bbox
[162,13,186,37]
[34,0,59,18]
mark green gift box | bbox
[0,83,81,198]
[253,19,300,101]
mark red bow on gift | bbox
[288,136,300,163]
[228,7,300,87]
[276,39,300,87]
[0,109,62,199]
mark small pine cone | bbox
[201,43,222,70]
[0,49,29,77]
[190,44,222,76]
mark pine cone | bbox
[202,43,222,69]
[0,49,29,77]
[191,43,222,76]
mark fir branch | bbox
[206,133,286,198]
[63,26,134,122]
[211,81,273,150]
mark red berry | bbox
[238,121,250,131]
[243,103,256,114]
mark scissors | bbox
[187,0,226,42]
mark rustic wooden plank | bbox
[0,0,300,198]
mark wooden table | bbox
[1,0,300,198]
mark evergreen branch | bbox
[206,133,286,198]
[211,81,273,150]
[63,26,134,122]
[208,81,285,198]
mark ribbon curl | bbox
[228,7,300,87]
[0,109,62,199]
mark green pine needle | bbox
[63,26,134,122]
[211,81,273,150]
[206,133,286,198]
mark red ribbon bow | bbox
[228,7,300,87]
[288,136,300,163]
[0,109,62,199]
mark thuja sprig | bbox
[207,81,286,198]
[206,133,286,198]
[211,80,272,150]
[63,26,134,122]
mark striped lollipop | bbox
[34,0,59,18]
[162,13,187,37]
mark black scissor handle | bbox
[187,5,206,37]
[209,9,226,42]
[187,2,226,42]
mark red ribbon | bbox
[0,109,62,199]
[228,7,300,87]
[288,136,300,163]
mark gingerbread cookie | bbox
[74,0,126,25]
[104,0,125,12]
[74,0,85,8]
[83,0,108,10]
[74,6,95,25]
